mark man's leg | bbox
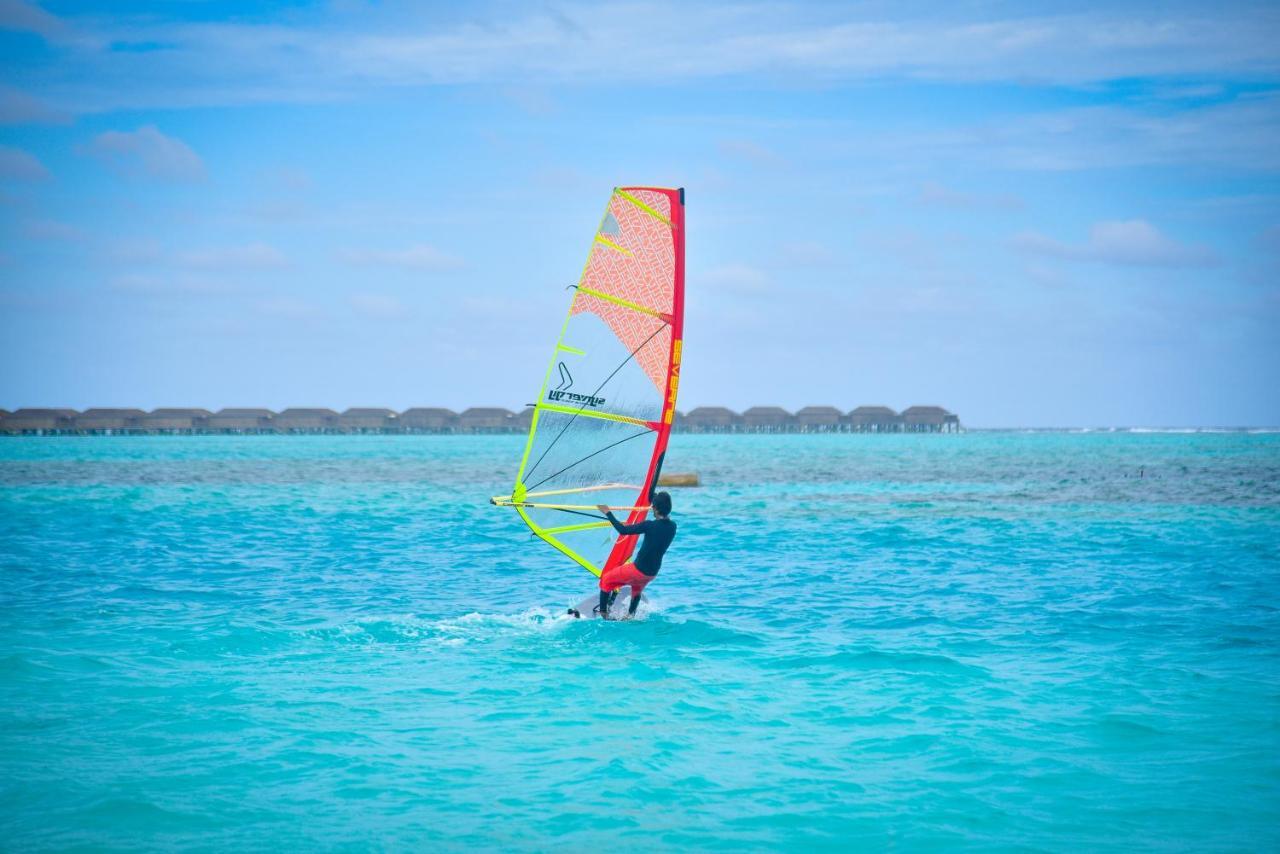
[627,577,651,616]
[598,565,627,617]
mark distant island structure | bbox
[0,406,960,435]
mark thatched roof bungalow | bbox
[399,408,457,431]
[0,408,78,433]
[512,407,534,432]
[339,408,396,432]
[848,405,900,431]
[902,405,958,432]
[458,407,514,431]
[795,406,842,430]
[143,408,211,432]
[75,408,146,432]
[274,408,338,432]
[680,406,740,432]
[207,408,275,432]
[742,406,792,431]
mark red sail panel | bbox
[572,188,679,392]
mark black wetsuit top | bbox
[604,513,676,577]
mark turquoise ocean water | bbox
[2,432,1278,850]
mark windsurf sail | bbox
[491,186,685,577]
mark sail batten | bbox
[494,186,685,577]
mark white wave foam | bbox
[316,599,663,649]
[431,607,573,642]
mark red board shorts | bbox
[599,562,654,597]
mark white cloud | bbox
[1014,220,1217,267]
[457,293,547,326]
[262,166,312,192]
[503,86,558,117]
[1258,224,1280,254]
[778,240,836,267]
[857,227,955,269]
[349,292,405,319]
[0,85,67,125]
[828,93,1280,175]
[0,0,62,37]
[86,125,205,181]
[175,243,288,271]
[0,145,50,181]
[338,244,463,271]
[256,296,322,319]
[1154,83,1227,100]
[110,273,239,296]
[995,96,1280,172]
[23,219,84,241]
[105,238,164,266]
[919,181,1023,211]
[716,139,786,168]
[101,240,287,274]
[701,263,770,293]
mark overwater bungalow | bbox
[339,408,396,433]
[848,405,900,432]
[458,407,514,432]
[0,408,78,434]
[143,408,211,433]
[512,407,535,432]
[274,408,339,433]
[206,408,275,433]
[679,406,740,432]
[742,406,792,432]
[74,408,146,433]
[399,408,458,432]
[795,406,843,432]
[902,405,959,433]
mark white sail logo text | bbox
[548,362,606,408]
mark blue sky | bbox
[1,1,1277,426]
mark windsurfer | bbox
[593,491,676,619]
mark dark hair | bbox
[652,491,672,516]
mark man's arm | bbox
[648,452,665,504]
[597,505,648,535]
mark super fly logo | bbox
[547,361,606,408]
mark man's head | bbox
[652,491,672,517]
